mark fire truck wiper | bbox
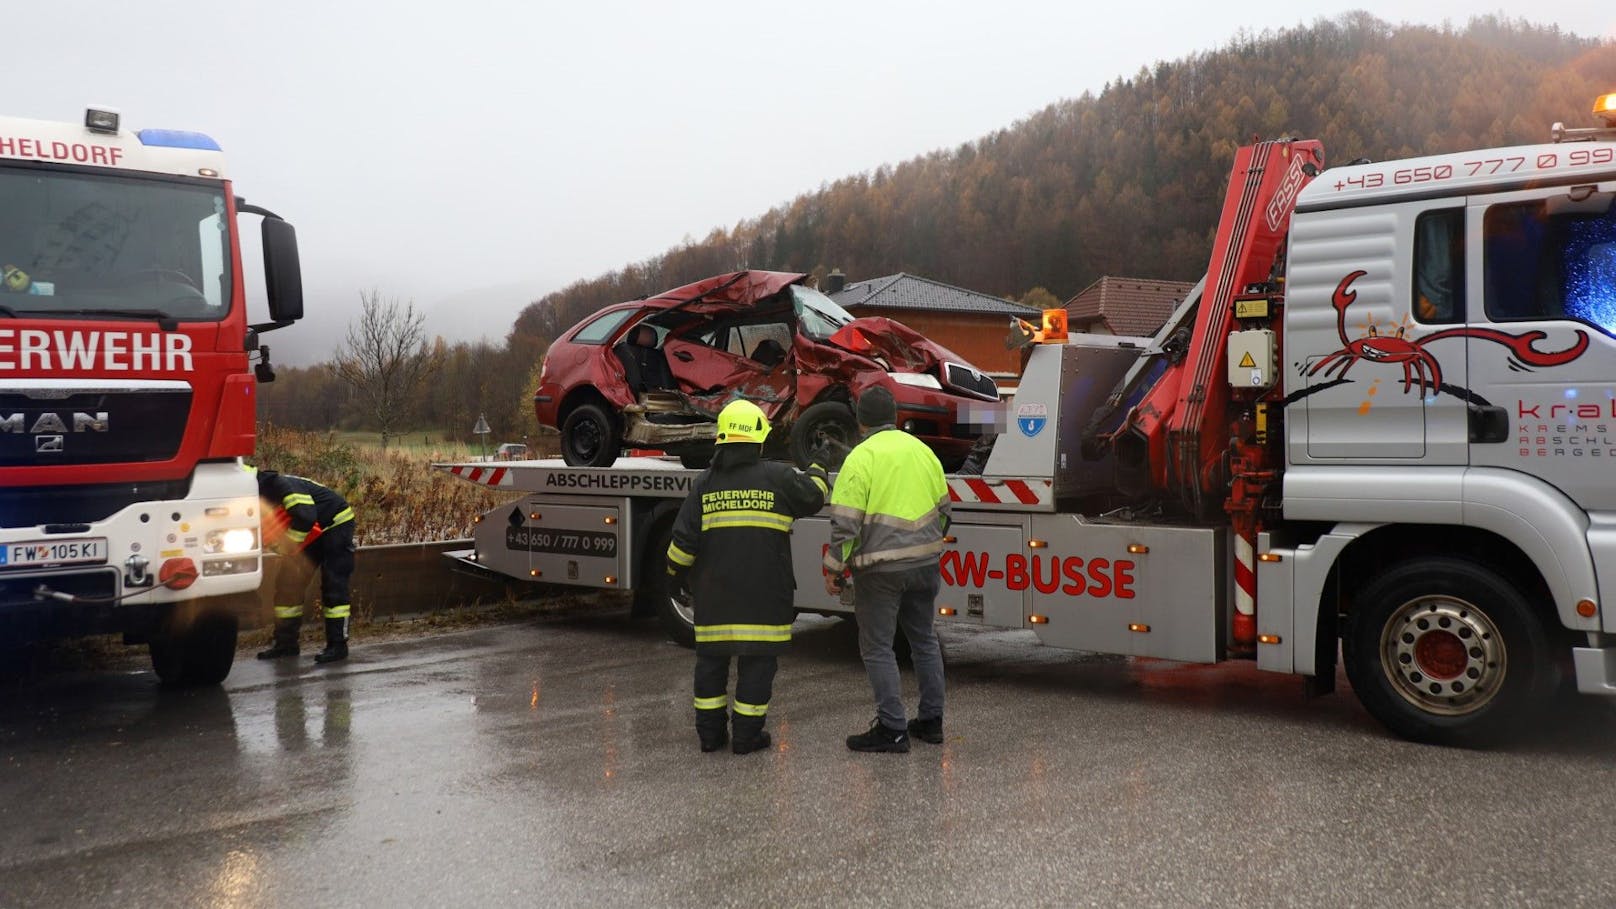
[46,308,181,330]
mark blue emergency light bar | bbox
[137,129,222,151]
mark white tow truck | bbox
[442,96,1616,744]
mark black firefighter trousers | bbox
[694,652,777,741]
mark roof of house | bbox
[1064,276,1196,336]
[829,273,1038,317]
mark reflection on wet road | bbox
[2,610,1613,907]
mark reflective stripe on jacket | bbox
[257,470,354,546]
[666,449,826,655]
[824,427,949,575]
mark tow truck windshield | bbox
[0,165,232,321]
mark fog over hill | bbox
[270,279,552,367]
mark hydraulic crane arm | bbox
[1104,138,1324,516]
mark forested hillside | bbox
[264,13,1616,442]
[512,13,1615,344]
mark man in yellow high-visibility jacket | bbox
[823,387,950,753]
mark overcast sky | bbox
[4,1,1613,363]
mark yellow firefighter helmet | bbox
[715,399,770,445]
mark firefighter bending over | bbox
[666,400,828,754]
[251,465,358,665]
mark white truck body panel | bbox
[0,461,261,606]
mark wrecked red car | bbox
[533,270,998,470]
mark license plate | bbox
[0,537,109,569]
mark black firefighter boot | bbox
[696,708,729,753]
[731,714,772,755]
[314,617,349,664]
[256,618,301,659]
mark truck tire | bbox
[1343,557,1557,745]
[639,519,696,646]
[789,401,856,468]
[561,403,621,467]
[149,605,240,687]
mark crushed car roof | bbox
[644,270,808,313]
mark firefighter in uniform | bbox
[666,400,828,754]
[250,466,358,664]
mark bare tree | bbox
[335,289,440,449]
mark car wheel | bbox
[1343,557,1556,745]
[561,403,621,467]
[789,401,857,468]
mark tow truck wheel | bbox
[149,604,240,687]
[561,403,622,467]
[1343,557,1556,745]
[641,520,696,647]
[789,401,857,469]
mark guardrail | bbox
[260,539,526,621]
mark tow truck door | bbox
[1289,199,1469,464]
[1464,185,1616,511]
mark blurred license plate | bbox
[0,538,108,569]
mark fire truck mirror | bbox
[261,218,304,322]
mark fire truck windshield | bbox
[0,165,232,321]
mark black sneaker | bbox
[907,716,943,744]
[846,720,909,753]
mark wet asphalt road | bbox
[2,606,1614,909]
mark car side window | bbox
[736,323,793,360]
[571,309,635,344]
[1484,193,1616,330]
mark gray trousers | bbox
[853,562,945,730]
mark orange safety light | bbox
[938,607,957,617]
[1596,92,1616,124]
[1039,309,1068,343]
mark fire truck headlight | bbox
[205,528,258,554]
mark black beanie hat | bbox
[856,387,897,427]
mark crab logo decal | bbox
[1306,270,1589,395]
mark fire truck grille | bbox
[0,388,191,467]
[0,478,192,528]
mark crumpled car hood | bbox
[826,317,968,373]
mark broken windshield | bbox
[792,285,855,340]
[0,165,231,321]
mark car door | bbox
[662,320,795,420]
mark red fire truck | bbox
[443,95,1616,744]
[0,107,303,684]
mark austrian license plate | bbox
[0,538,109,569]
